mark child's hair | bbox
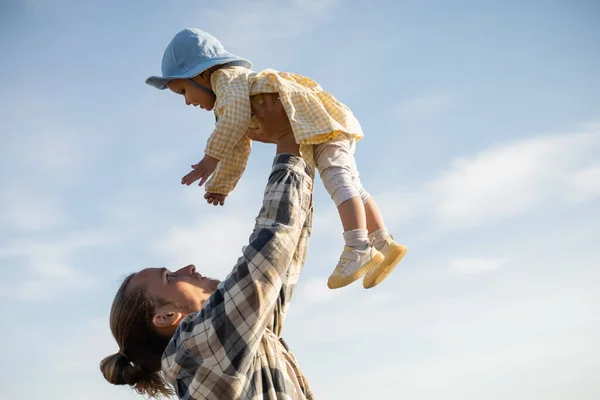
[195,63,236,81]
[99,274,174,398]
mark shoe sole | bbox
[363,245,407,289]
[327,251,385,289]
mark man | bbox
[100,95,315,399]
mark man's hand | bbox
[247,94,293,142]
[204,192,227,206]
[247,94,300,156]
[244,128,277,144]
[181,155,219,186]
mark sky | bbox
[0,0,599,399]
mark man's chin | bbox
[197,277,220,290]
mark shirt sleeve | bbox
[173,155,313,376]
[205,71,252,161]
[204,134,252,196]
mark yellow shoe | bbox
[327,246,384,289]
[363,235,407,289]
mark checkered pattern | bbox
[204,66,364,196]
[162,154,315,400]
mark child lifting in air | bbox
[146,29,407,289]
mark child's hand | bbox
[181,155,219,186]
[204,192,227,206]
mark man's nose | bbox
[175,264,196,275]
[185,98,191,106]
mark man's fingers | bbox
[263,93,279,104]
[246,128,277,144]
[252,93,280,119]
[250,97,266,119]
[263,93,277,113]
[245,127,261,140]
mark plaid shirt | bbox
[162,154,315,400]
[204,66,364,196]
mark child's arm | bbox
[206,72,252,163]
[180,70,252,189]
[204,134,252,197]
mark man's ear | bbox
[152,305,185,329]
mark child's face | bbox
[167,79,216,111]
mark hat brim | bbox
[145,56,252,90]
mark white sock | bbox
[343,229,369,250]
[368,229,389,250]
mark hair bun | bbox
[100,352,142,386]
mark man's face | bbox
[130,264,220,315]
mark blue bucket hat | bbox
[146,28,252,90]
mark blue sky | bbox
[1,0,599,399]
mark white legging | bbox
[314,134,370,207]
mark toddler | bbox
[146,29,407,289]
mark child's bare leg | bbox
[364,197,386,234]
[338,197,366,231]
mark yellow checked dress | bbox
[204,66,364,196]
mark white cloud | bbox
[153,211,257,279]
[297,276,342,304]
[8,260,96,302]
[450,257,505,274]
[379,128,600,231]
[429,132,599,227]
[2,317,141,400]
[0,230,115,301]
[295,275,394,308]
[0,189,68,232]
[373,187,425,225]
[330,339,599,400]
[568,163,600,202]
[285,252,600,400]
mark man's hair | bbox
[99,274,174,398]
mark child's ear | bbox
[201,69,214,80]
[196,70,212,85]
